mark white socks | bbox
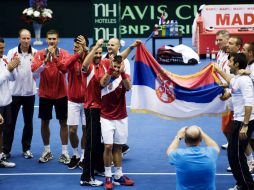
[105,166,112,177]
[73,148,80,158]
[80,149,85,161]
[114,167,123,179]
[62,145,68,155]
[44,145,51,152]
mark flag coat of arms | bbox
[131,44,227,119]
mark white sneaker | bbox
[227,166,232,172]
[80,178,103,186]
[23,150,33,159]
[59,153,70,164]
[221,143,228,150]
[38,151,53,163]
[0,159,16,168]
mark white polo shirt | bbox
[0,55,14,106]
[7,45,37,96]
[230,75,254,121]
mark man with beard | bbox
[103,38,131,156]
[79,39,105,186]
[215,53,254,190]
[100,55,133,190]
[80,39,140,187]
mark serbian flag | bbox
[131,44,227,119]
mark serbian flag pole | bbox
[131,44,227,119]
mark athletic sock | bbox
[73,148,80,158]
[44,145,50,152]
[105,166,112,177]
[114,167,123,179]
[62,145,68,155]
[80,149,85,161]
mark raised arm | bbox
[100,60,114,87]
[213,63,233,84]
[120,61,132,90]
[166,127,186,155]
[120,40,142,60]
[199,127,220,153]
[100,60,132,90]
[82,39,103,72]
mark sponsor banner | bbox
[92,0,121,51]
[120,2,199,37]
[1,0,254,38]
[202,4,254,28]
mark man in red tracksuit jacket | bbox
[31,29,70,164]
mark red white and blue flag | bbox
[131,44,227,119]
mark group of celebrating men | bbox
[0,28,141,189]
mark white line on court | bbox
[0,172,238,176]
[33,106,131,108]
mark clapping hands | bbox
[7,55,20,71]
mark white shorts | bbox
[101,117,128,145]
[67,100,86,126]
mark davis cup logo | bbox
[155,76,176,103]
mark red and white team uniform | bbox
[83,59,110,109]
[100,62,131,145]
[64,53,86,125]
[31,48,69,99]
[216,50,233,133]
[217,50,230,80]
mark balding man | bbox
[166,126,219,190]
[3,29,37,159]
